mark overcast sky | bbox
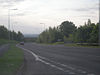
[0,0,99,34]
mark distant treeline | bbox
[0,25,24,41]
[37,19,99,44]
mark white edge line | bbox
[16,45,68,73]
[16,45,94,75]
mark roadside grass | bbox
[39,42,64,45]
[0,44,24,75]
[52,42,64,45]
[38,42,100,48]
[0,39,10,45]
[0,39,18,45]
[64,43,100,48]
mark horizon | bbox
[0,0,99,34]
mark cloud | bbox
[0,0,25,3]
[0,0,25,7]
[73,1,98,12]
[74,7,98,12]
[16,13,26,16]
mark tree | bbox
[37,21,77,43]
[87,19,91,26]
[74,20,98,43]
[37,26,63,43]
[0,26,8,39]
[0,25,24,41]
[59,21,76,37]
[37,19,98,44]
[64,34,73,43]
[17,31,24,41]
[89,23,99,43]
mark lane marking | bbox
[16,45,69,73]
[38,56,87,74]
[16,45,95,75]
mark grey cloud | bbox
[9,13,26,17]
[0,0,25,7]
[75,7,98,12]
[16,13,26,16]
[58,6,98,12]
[73,2,98,12]
[0,0,24,3]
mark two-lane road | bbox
[17,43,100,75]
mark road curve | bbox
[17,43,100,75]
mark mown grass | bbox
[52,42,64,45]
[64,43,100,48]
[0,44,24,75]
[0,39,10,45]
[39,42,64,45]
[0,39,18,46]
[39,42,100,48]
[44,42,100,48]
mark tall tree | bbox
[0,26,8,39]
[74,19,98,43]
[17,31,24,41]
[59,21,76,37]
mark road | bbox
[17,43,100,75]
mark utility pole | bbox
[8,8,18,41]
[12,24,14,40]
[8,8,10,41]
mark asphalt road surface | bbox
[17,43,100,75]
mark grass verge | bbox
[38,42,64,45]
[39,42,100,48]
[52,42,64,45]
[64,43,100,48]
[0,44,24,75]
[0,39,18,46]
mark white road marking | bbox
[16,45,68,73]
[16,45,95,75]
[38,55,88,74]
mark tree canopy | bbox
[0,25,24,41]
[37,19,99,44]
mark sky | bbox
[0,0,99,34]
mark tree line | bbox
[0,25,24,41]
[37,19,99,44]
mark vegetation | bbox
[74,20,98,43]
[37,19,99,45]
[0,25,24,42]
[0,25,24,75]
[24,37,37,42]
[0,39,10,45]
[64,43,100,48]
[0,39,18,46]
[37,21,76,43]
[0,44,24,75]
